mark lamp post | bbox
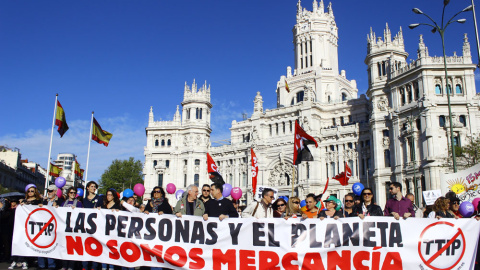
[409,1,473,173]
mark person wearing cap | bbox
[302,193,319,219]
[445,191,463,218]
[318,197,343,219]
[40,184,63,207]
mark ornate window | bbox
[155,139,159,147]
[384,150,391,167]
[342,93,347,101]
[456,84,463,94]
[195,159,200,165]
[194,174,199,187]
[167,139,171,146]
[161,140,165,146]
[459,115,466,127]
[435,84,442,95]
[296,91,304,103]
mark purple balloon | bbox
[222,183,232,197]
[133,183,145,196]
[175,190,185,200]
[55,177,66,188]
[25,184,37,193]
[231,187,242,200]
[459,201,475,217]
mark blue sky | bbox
[1,0,479,182]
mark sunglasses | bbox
[47,189,54,193]
[452,201,460,205]
[389,188,394,190]
[269,196,275,199]
[345,200,354,203]
[69,192,76,195]
[202,189,210,192]
[277,204,285,207]
[363,193,372,196]
[153,190,162,193]
[27,190,35,193]
[293,201,300,204]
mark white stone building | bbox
[53,153,84,189]
[143,0,479,207]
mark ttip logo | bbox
[25,208,58,249]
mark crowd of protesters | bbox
[1,180,480,270]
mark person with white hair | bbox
[174,184,205,217]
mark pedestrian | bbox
[445,191,463,218]
[57,187,82,270]
[343,193,356,217]
[353,188,383,218]
[428,197,456,219]
[37,185,60,270]
[98,189,121,270]
[405,193,423,218]
[384,182,415,219]
[301,194,319,219]
[318,197,343,219]
[242,188,274,219]
[144,186,172,215]
[285,197,302,218]
[203,183,238,221]
[174,185,205,217]
[0,199,13,263]
[272,198,288,218]
[199,184,212,204]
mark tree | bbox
[0,184,11,194]
[98,157,144,195]
[444,136,480,171]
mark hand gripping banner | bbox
[13,205,480,270]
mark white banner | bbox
[13,205,480,270]
[440,163,480,202]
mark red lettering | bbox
[84,237,102,257]
[239,250,256,270]
[139,244,164,263]
[381,252,402,270]
[164,246,187,267]
[188,248,205,269]
[212,249,236,270]
[352,251,370,270]
[327,250,350,270]
[120,242,141,263]
[301,253,325,270]
[65,236,83,255]
[259,251,280,270]
[372,251,381,270]
[281,252,299,270]
[106,240,120,260]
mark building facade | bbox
[143,0,479,207]
[53,153,84,189]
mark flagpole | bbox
[84,112,94,195]
[343,161,346,217]
[44,94,58,197]
[291,165,296,197]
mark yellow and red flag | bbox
[285,80,290,93]
[55,100,69,137]
[74,159,81,177]
[92,117,113,147]
[49,163,62,177]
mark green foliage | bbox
[445,137,480,171]
[98,157,144,195]
[0,184,11,194]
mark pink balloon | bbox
[133,183,145,196]
[472,198,480,211]
[166,183,176,194]
[231,187,242,200]
[56,189,63,198]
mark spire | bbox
[297,0,302,13]
[192,79,197,92]
[149,106,154,124]
[327,2,333,15]
[173,105,181,122]
[313,0,317,12]
[184,81,190,92]
[463,33,471,57]
[319,0,324,12]
[384,23,391,43]
[253,92,264,116]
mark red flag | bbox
[293,120,318,165]
[333,162,352,186]
[251,148,258,195]
[207,153,224,184]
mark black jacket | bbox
[352,203,383,216]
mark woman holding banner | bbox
[352,188,383,218]
[144,186,172,215]
[285,196,302,218]
[99,189,121,270]
[82,181,100,270]
[58,187,83,270]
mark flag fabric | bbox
[92,117,113,147]
[74,159,81,177]
[48,163,62,177]
[293,120,318,165]
[332,162,352,186]
[55,100,69,137]
[285,80,290,93]
[251,148,258,195]
[80,169,85,179]
[207,153,224,185]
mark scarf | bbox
[362,203,370,216]
[152,197,165,213]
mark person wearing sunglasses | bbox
[39,184,63,207]
[199,184,212,204]
[318,197,343,220]
[445,191,463,218]
[242,188,274,218]
[384,182,415,219]
[20,185,42,206]
[343,193,356,217]
[352,188,383,219]
[144,186,172,215]
[286,197,302,218]
[272,198,288,218]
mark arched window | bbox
[194,159,200,165]
[291,98,295,105]
[165,160,170,168]
[459,115,466,127]
[153,160,157,168]
[194,174,199,187]
[456,84,463,94]
[161,140,165,146]
[439,116,446,127]
[155,140,159,147]
[377,63,382,77]
[447,84,452,94]
[435,84,442,94]
[328,96,331,103]
[414,82,420,100]
[167,139,171,146]
[342,93,347,101]
[296,91,304,103]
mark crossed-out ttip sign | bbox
[25,208,57,249]
[418,221,466,270]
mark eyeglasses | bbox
[452,201,460,205]
[153,190,161,193]
[345,200,354,203]
[269,196,275,199]
[293,201,300,204]
[68,192,76,195]
[389,188,394,190]
[47,189,54,193]
[363,193,372,196]
[277,204,285,207]
[202,189,210,192]
[27,190,35,193]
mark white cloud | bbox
[210,99,249,143]
[0,115,146,183]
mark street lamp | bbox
[409,2,473,173]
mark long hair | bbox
[360,188,376,204]
[104,189,120,206]
[433,197,448,212]
[150,186,166,199]
[287,196,301,215]
[85,181,98,197]
[273,198,287,211]
[25,186,41,201]
[65,187,77,200]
